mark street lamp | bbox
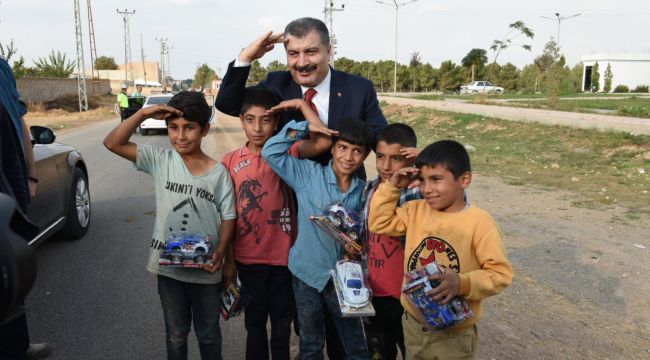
[376,0,419,93]
[541,12,581,48]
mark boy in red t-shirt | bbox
[361,123,420,360]
[221,88,332,360]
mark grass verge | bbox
[381,103,650,219]
[508,97,650,118]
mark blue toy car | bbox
[160,233,212,265]
[324,202,362,242]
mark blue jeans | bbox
[292,275,369,360]
[157,275,222,360]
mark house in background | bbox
[581,53,650,92]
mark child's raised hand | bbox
[389,167,419,189]
[140,104,182,121]
[266,99,307,115]
[400,147,420,159]
[426,270,461,305]
[308,123,338,137]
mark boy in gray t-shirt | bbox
[104,91,236,359]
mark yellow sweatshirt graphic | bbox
[368,181,513,331]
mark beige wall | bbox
[16,78,112,103]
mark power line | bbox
[323,0,345,64]
[116,9,135,84]
[73,0,88,112]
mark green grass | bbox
[391,92,641,101]
[510,97,650,117]
[381,103,650,218]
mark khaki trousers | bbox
[402,313,478,360]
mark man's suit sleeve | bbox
[214,60,254,117]
[362,80,388,141]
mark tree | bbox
[34,50,75,78]
[192,63,216,90]
[247,60,266,85]
[409,52,421,92]
[534,39,561,106]
[95,56,118,70]
[591,62,600,92]
[0,39,18,62]
[461,48,487,82]
[489,21,534,80]
[266,60,287,73]
[438,60,464,93]
[603,63,613,93]
[497,63,520,91]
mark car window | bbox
[477,82,483,86]
[486,82,493,86]
[146,96,172,105]
[346,278,362,289]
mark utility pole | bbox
[323,0,345,64]
[166,45,173,83]
[86,0,100,95]
[140,33,147,86]
[116,9,135,85]
[156,37,168,89]
[376,0,419,93]
[73,0,88,112]
[541,12,580,48]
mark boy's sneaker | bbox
[27,343,52,360]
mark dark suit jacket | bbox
[215,60,387,137]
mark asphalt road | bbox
[25,118,257,360]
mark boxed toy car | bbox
[159,233,213,268]
[330,260,375,317]
[402,262,473,330]
[309,202,363,253]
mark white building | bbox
[581,53,650,92]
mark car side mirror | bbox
[29,126,56,145]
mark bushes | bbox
[613,84,629,93]
[633,85,649,93]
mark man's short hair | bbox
[415,140,471,179]
[377,123,417,148]
[166,91,211,128]
[240,88,280,115]
[284,17,330,48]
[335,117,373,153]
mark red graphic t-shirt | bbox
[222,144,297,266]
[367,189,404,299]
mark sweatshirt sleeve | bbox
[458,222,513,301]
[261,120,313,190]
[367,181,410,237]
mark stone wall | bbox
[16,78,112,103]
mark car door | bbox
[28,144,62,230]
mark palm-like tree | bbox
[34,50,75,78]
[461,48,488,82]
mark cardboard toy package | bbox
[402,262,473,330]
[220,277,251,321]
[159,233,213,268]
[330,260,375,317]
[309,202,363,253]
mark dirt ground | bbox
[33,107,650,359]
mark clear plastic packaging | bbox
[159,233,212,268]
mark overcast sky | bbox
[1,0,650,79]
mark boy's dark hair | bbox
[166,91,212,128]
[376,123,417,148]
[240,88,280,115]
[415,140,471,179]
[335,117,373,152]
[284,17,330,48]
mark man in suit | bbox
[216,17,388,358]
[215,17,387,160]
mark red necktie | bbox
[304,88,318,115]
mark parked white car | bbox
[139,93,174,135]
[460,81,504,94]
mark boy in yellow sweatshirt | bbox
[368,139,513,359]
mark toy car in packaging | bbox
[159,233,213,268]
[309,202,363,253]
[402,262,473,330]
[330,260,375,317]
